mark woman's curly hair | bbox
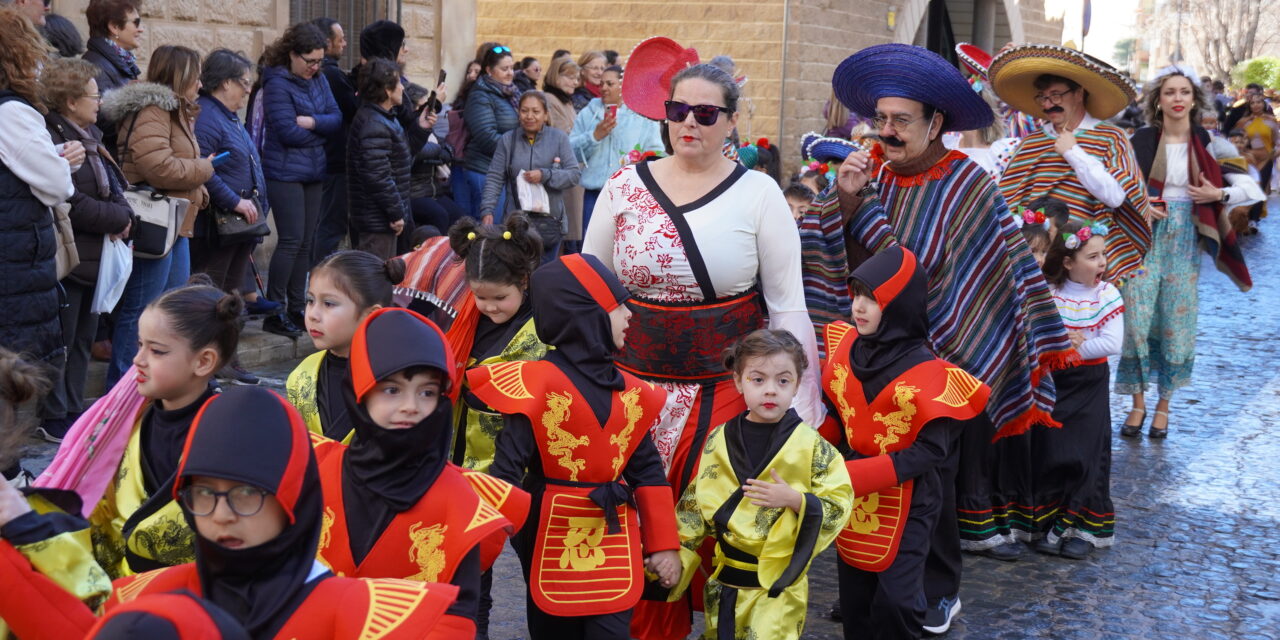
[0,7,51,113]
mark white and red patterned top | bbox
[583,163,823,469]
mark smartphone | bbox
[437,69,447,86]
[1149,197,1166,210]
[211,151,232,167]
[606,104,618,119]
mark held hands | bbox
[1186,172,1224,205]
[743,469,803,513]
[1054,128,1078,156]
[644,549,681,588]
[296,115,316,130]
[234,199,259,224]
[1067,329,1086,350]
[1148,200,1169,221]
[0,481,32,531]
[60,140,86,169]
[523,169,543,184]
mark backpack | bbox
[445,108,469,161]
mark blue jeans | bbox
[106,236,189,387]
[582,189,601,237]
[451,167,507,223]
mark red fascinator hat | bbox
[621,36,700,121]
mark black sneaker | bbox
[975,541,1023,561]
[217,361,260,385]
[244,297,283,317]
[829,601,842,622]
[288,310,306,329]
[36,416,74,443]
[923,595,961,635]
[263,314,304,338]
[1033,537,1062,556]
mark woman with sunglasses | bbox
[0,387,460,640]
[257,22,341,338]
[580,52,821,640]
[456,44,519,221]
[83,0,143,156]
[569,65,663,237]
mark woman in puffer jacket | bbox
[258,22,340,337]
[455,44,518,219]
[37,57,134,442]
[99,44,213,388]
[346,58,411,260]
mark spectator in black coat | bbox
[82,0,143,157]
[312,15,353,264]
[346,58,412,259]
[37,56,132,441]
[404,83,466,235]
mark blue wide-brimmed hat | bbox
[800,131,867,163]
[833,43,994,132]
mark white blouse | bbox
[583,163,823,426]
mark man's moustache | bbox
[1044,106,1065,115]
[879,135,906,148]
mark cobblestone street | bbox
[18,212,1280,640]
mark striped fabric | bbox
[798,194,851,351]
[999,123,1152,283]
[834,148,1072,439]
[1001,106,1041,140]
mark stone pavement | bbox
[17,212,1280,640]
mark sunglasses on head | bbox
[492,46,511,54]
[664,100,731,126]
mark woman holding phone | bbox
[569,65,662,234]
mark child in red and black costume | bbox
[310,307,530,637]
[0,386,459,639]
[468,254,682,640]
[820,246,991,640]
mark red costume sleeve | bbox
[634,485,679,553]
[0,540,97,640]
[429,613,477,639]
[818,414,843,445]
[846,455,899,497]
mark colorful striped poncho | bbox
[999,122,1152,283]
[799,193,851,351]
[830,145,1072,439]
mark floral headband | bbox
[1013,206,1050,229]
[803,157,837,183]
[1062,221,1109,249]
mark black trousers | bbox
[526,598,632,640]
[923,424,964,602]
[838,469,943,640]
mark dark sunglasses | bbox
[664,100,731,126]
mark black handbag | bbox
[210,204,270,243]
[521,210,563,250]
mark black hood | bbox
[848,246,934,401]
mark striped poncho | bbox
[799,192,851,350]
[999,122,1152,282]
[832,145,1072,439]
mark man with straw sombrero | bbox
[993,43,1152,283]
[822,43,1071,638]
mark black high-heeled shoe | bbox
[1119,408,1146,437]
[1148,410,1169,438]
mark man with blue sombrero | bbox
[817,43,1072,638]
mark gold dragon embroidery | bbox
[319,506,335,551]
[610,388,643,475]
[829,364,857,424]
[872,382,920,454]
[406,522,447,582]
[544,392,588,481]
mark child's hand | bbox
[1067,329,1085,349]
[645,550,681,588]
[743,469,803,512]
[0,482,32,531]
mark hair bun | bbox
[214,291,245,322]
[384,257,407,284]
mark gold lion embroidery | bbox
[848,493,882,534]
[610,388,643,475]
[829,364,857,425]
[406,522,447,582]
[319,506,335,551]
[544,392,588,481]
[872,382,920,454]
[559,516,606,571]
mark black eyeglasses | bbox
[180,485,270,517]
[664,100,732,126]
[1033,87,1078,105]
[131,17,142,27]
[491,46,511,54]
